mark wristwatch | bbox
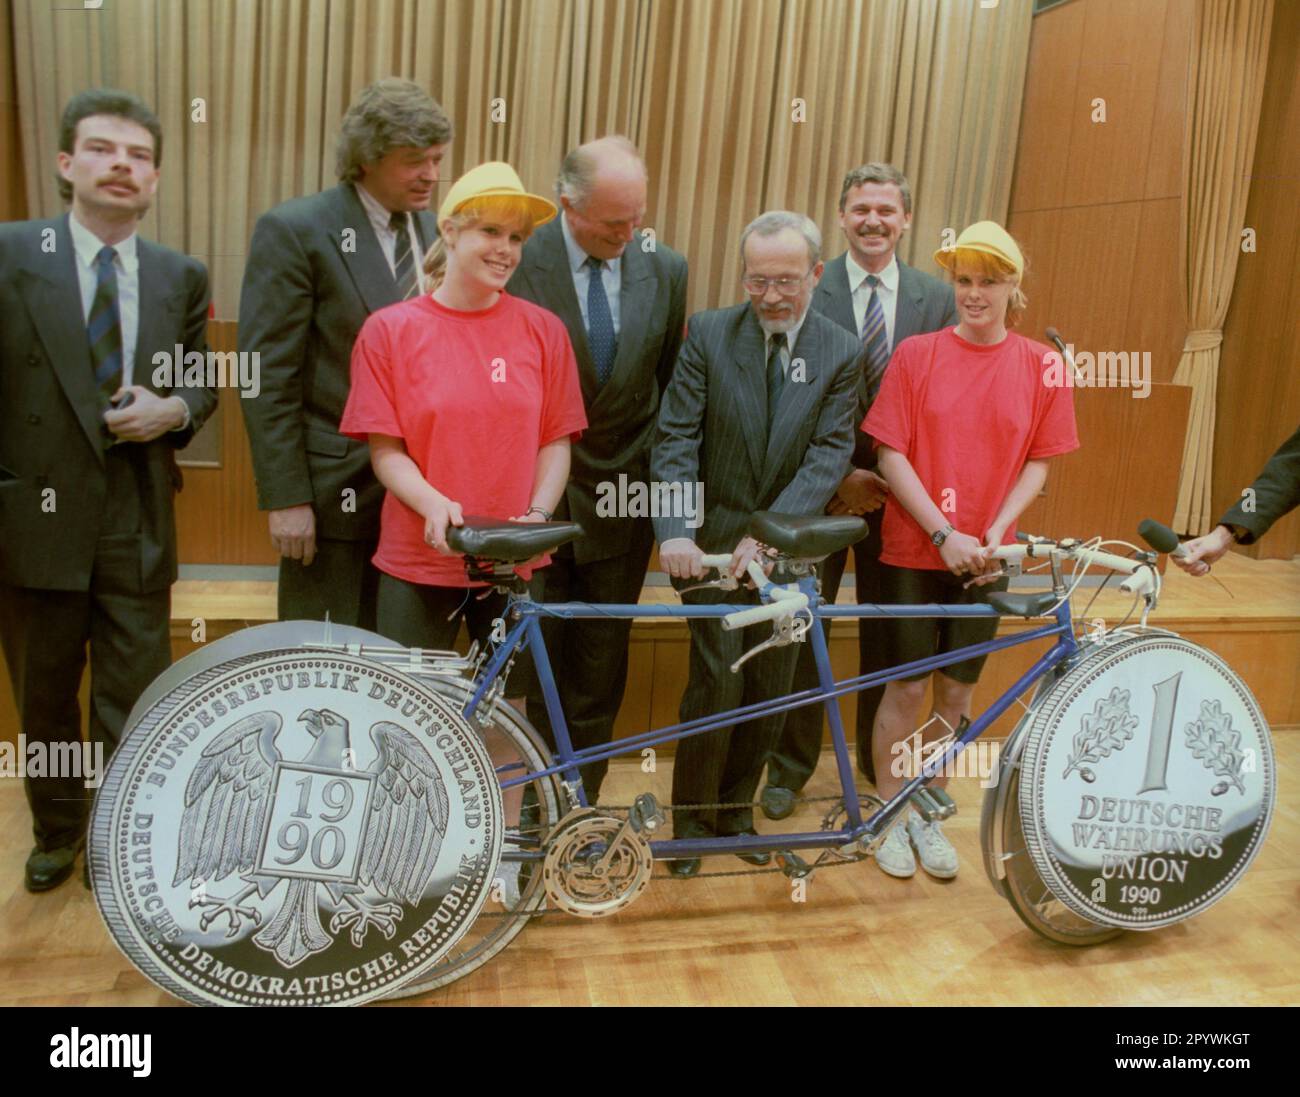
[525,505,553,521]
[931,523,955,547]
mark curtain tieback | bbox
[1182,329,1223,353]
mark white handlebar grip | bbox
[699,554,733,570]
[1119,566,1155,596]
[722,603,784,630]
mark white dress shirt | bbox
[846,251,900,353]
[765,312,807,378]
[70,211,139,385]
[355,182,424,291]
[560,211,622,335]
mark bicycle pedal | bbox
[910,787,957,822]
[776,851,812,879]
[628,793,665,835]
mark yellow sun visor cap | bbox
[934,220,1024,275]
[438,161,557,227]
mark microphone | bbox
[1138,518,1189,560]
[1045,326,1084,383]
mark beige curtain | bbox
[11,0,1032,317]
[1172,0,1274,534]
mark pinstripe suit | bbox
[769,253,957,790]
[651,302,862,835]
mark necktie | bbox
[767,331,788,428]
[861,273,890,400]
[585,256,617,384]
[390,212,418,300]
[88,245,123,400]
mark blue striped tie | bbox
[88,246,123,399]
[861,274,890,400]
[586,256,617,384]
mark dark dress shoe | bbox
[668,857,702,878]
[729,829,772,866]
[25,846,79,892]
[760,785,796,821]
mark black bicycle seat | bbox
[447,518,584,562]
[986,591,1059,618]
[749,512,867,558]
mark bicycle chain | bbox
[477,792,877,920]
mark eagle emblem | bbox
[173,707,449,968]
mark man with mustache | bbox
[762,163,956,818]
[0,89,216,890]
[652,211,861,876]
[239,78,450,629]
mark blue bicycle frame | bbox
[462,573,1082,861]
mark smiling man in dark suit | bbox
[507,136,687,801]
[239,78,450,628]
[0,89,216,891]
[763,163,957,815]
[652,211,861,875]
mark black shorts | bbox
[878,563,1009,685]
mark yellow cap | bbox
[934,220,1024,276]
[438,161,557,227]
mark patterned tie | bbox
[88,245,123,400]
[766,331,788,428]
[390,212,418,300]
[860,273,890,400]
[585,256,617,384]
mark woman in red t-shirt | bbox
[861,221,1078,881]
[340,162,588,652]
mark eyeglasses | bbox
[741,270,812,295]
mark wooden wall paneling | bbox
[174,320,278,565]
[1144,0,1193,202]
[1214,0,1300,562]
[1007,0,1085,214]
[1065,0,1168,209]
[1124,196,1186,383]
[0,0,25,222]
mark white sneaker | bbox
[874,818,917,878]
[906,808,959,879]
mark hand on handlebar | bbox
[660,537,706,580]
[939,530,991,578]
[729,536,772,582]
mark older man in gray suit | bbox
[508,136,687,801]
[764,163,957,814]
[238,78,449,629]
[652,211,861,876]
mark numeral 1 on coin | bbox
[1137,672,1182,795]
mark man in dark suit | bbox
[652,211,861,875]
[507,136,687,801]
[763,163,957,815]
[0,89,216,891]
[239,78,450,628]
[1177,424,1300,574]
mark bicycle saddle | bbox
[447,518,584,562]
[986,590,1059,618]
[749,512,867,557]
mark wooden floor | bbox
[3,732,1295,1007]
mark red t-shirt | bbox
[863,328,1079,570]
[340,292,587,587]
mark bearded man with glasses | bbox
[650,211,863,876]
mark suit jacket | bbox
[812,253,957,470]
[0,214,216,592]
[507,220,688,563]
[651,303,862,552]
[237,183,437,541]
[1221,425,1300,543]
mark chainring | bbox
[542,809,654,918]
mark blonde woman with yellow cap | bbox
[861,220,1079,881]
[340,162,588,650]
